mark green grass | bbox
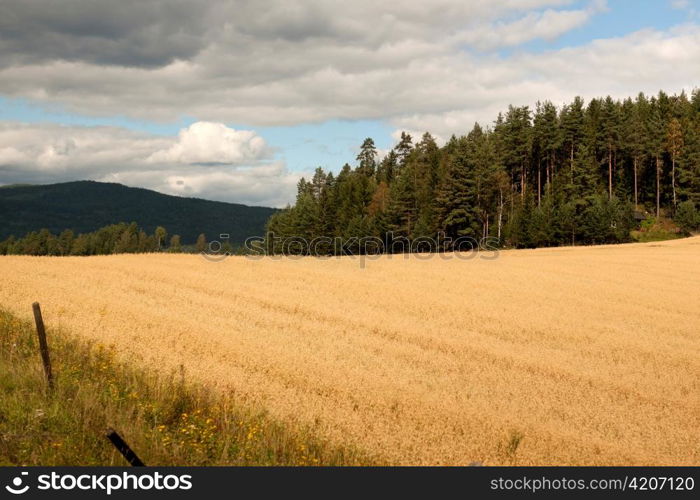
[630,216,683,243]
[630,228,683,242]
[0,309,373,466]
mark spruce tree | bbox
[434,138,479,243]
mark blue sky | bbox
[0,97,396,172]
[518,0,696,52]
[0,0,699,205]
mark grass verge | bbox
[0,308,372,466]
[630,216,683,243]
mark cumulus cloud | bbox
[147,122,267,165]
[389,24,700,139]
[0,122,300,207]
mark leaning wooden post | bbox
[32,302,54,390]
[106,429,146,466]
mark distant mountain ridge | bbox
[0,181,277,244]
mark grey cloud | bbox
[0,0,210,67]
[0,0,584,70]
[1,0,697,147]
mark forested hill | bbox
[0,181,276,244]
[268,90,700,252]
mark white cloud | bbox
[147,121,267,165]
[390,24,700,139]
[0,123,169,172]
[454,2,607,50]
[0,122,301,207]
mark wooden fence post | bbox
[106,429,146,466]
[31,302,54,390]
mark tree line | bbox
[0,222,209,256]
[267,90,700,253]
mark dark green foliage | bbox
[674,200,699,234]
[580,195,635,244]
[0,181,276,245]
[678,112,700,205]
[434,135,479,242]
[356,137,378,177]
[0,222,184,256]
[376,150,398,184]
[264,89,699,253]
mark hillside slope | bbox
[0,181,277,244]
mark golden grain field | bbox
[1,237,699,465]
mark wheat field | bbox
[1,237,699,465]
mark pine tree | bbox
[647,98,665,217]
[376,150,398,184]
[386,167,417,238]
[621,96,648,208]
[434,138,479,243]
[533,101,561,203]
[678,117,700,205]
[466,124,499,240]
[411,132,441,237]
[356,138,378,177]
[667,117,684,208]
[501,106,533,200]
[560,96,585,184]
[394,131,413,171]
[600,96,621,199]
[291,190,319,244]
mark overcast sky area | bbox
[0,0,699,206]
